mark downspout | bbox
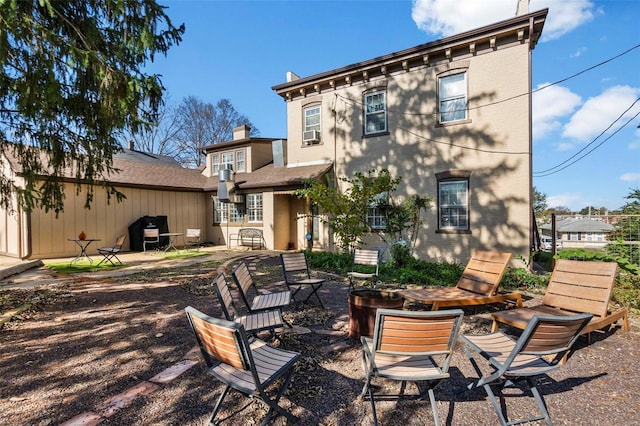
[19,208,32,260]
[528,15,534,269]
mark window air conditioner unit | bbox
[302,130,320,144]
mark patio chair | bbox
[142,228,160,253]
[491,259,629,342]
[400,250,522,310]
[280,252,326,308]
[96,235,126,266]
[213,273,285,339]
[184,228,201,251]
[231,261,292,313]
[347,248,380,290]
[459,312,593,426]
[184,306,300,426]
[361,308,464,426]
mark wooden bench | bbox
[230,228,266,249]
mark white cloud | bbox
[620,173,640,182]
[532,84,581,140]
[569,47,587,58]
[562,85,640,141]
[547,192,585,210]
[532,0,598,41]
[411,0,596,40]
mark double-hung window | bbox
[211,154,219,174]
[235,150,245,172]
[364,90,387,135]
[247,194,263,223]
[438,179,469,230]
[230,203,245,222]
[221,152,234,171]
[304,105,321,142]
[439,73,467,123]
[366,192,388,230]
[213,198,228,224]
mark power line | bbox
[534,105,640,177]
[534,98,640,175]
[398,127,530,155]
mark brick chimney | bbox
[233,125,251,141]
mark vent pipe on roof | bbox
[217,165,235,202]
[286,71,300,82]
[128,140,134,150]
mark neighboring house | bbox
[0,7,548,264]
[270,8,548,263]
[540,217,614,249]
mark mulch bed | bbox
[0,254,639,425]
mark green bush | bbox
[556,248,640,275]
[612,272,640,310]
[501,267,549,291]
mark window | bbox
[214,198,227,223]
[364,90,387,135]
[230,203,245,222]
[211,154,219,174]
[367,206,386,230]
[247,194,263,223]
[304,105,321,133]
[366,192,388,230]
[438,180,469,230]
[221,152,234,171]
[439,73,467,123]
[235,150,245,172]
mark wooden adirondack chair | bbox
[400,250,522,310]
[491,259,629,340]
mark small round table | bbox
[67,238,100,264]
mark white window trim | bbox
[235,150,245,173]
[247,193,263,223]
[214,198,228,224]
[438,179,469,231]
[438,72,468,124]
[364,90,387,135]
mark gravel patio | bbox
[0,251,638,425]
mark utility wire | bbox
[534,106,640,177]
[398,127,530,155]
[534,98,640,175]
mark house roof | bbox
[540,218,614,233]
[203,162,333,192]
[114,148,182,167]
[199,138,280,153]
[272,9,547,101]
[3,144,332,193]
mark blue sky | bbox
[148,0,640,212]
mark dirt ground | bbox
[1,252,639,426]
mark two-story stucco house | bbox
[266,8,548,262]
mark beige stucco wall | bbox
[282,41,532,263]
[29,183,208,258]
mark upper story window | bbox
[247,193,263,223]
[364,90,387,135]
[439,72,467,123]
[235,150,245,172]
[221,152,234,171]
[211,154,219,174]
[303,105,321,144]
